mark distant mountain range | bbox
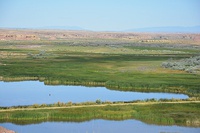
[1,26,200,33]
[39,25,200,33]
[126,26,200,33]
[0,26,85,31]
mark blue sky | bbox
[0,0,199,31]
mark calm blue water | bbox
[0,81,198,133]
[1,120,199,133]
[0,81,188,107]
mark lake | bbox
[0,81,188,107]
[0,81,199,133]
[1,119,200,133]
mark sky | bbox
[0,0,200,31]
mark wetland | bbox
[0,81,188,107]
[0,29,200,132]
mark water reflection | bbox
[1,120,199,133]
[0,81,188,107]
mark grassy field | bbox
[0,30,200,127]
[0,39,200,97]
[0,102,199,127]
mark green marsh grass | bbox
[0,103,199,127]
[0,40,200,127]
[0,50,199,97]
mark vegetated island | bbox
[0,29,200,127]
[0,100,200,127]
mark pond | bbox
[1,120,200,133]
[0,81,188,107]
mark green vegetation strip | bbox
[0,38,200,127]
[1,48,200,97]
[0,102,199,127]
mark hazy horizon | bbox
[0,0,200,31]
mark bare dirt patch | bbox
[16,44,43,49]
[0,126,15,133]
